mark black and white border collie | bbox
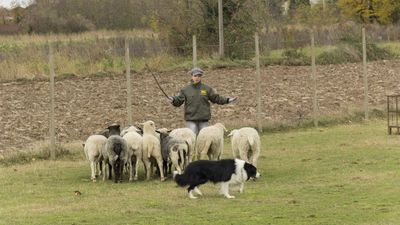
[174,159,260,199]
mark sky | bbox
[0,0,31,9]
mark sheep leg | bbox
[119,161,124,183]
[108,163,112,180]
[219,140,224,160]
[98,161,103,176]
[250,151,259,168]
[113,163,118,183]
[239,149,250,163]
[143,159,151,180]
[162,160,168,178]
[179,149,185,171]
[90,161,96,182]
[156,157,165,181]
[134,158,140,181]
[102,160,107,182]
[232,148,240,159]
[168,162,173,175]
[189,143,195,163]
[129,160,134,181]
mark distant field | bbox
[1,29,400,82]
[1,120,400,224]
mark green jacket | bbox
[171,81,229,121]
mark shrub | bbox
[317,35,393,65]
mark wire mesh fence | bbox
[1,24,400,153]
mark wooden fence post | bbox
[193,35,197,68]
[218,0,224,58]
[311,29,318,127]
[362,26,369,120]
[49,42,56,160]
[255,32,262,132]
[125,38,132,125]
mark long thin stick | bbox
[145,64,170,99]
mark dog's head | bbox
[243,162,260,180]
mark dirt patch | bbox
[1,60,400,153]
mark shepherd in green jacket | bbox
[169,67,237,135]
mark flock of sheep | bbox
[83,121,262,183]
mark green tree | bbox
[155,0,257,59]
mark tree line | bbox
[1,0,399,57]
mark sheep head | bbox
[107,123,121,136]
[120,125,141,136]
[227,129,238,137]
[141,120,156,134]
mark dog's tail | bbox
[174,172,188,187]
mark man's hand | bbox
[227,97,237,104]
[168,96,174,103]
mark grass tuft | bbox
[0,142,83,167]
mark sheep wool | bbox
[141,120,165,181]
[122,131,143,181]
[195,122,227,160]
[228,127,261,168]
[160,132,189,175]
[169,128,196,164]
[120,125,141,136]
[83,135,107,182]
[102,135,129,183]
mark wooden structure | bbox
[387,94,400,134]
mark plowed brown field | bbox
[2,60,400,154]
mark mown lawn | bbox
[1,120,400,225]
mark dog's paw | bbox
[225,195,235,199]
[189,194,198,199]
[194,187,203,196]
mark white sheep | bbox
[122,131,143,181]
[83,134,107,182]
[120,125,142,136]
[228,127,261,167]
[141,120,165,181]
[169,128,196,165]
[195,123,227,160]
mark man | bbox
[169,67,237,135]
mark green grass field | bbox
[1,120,400,224]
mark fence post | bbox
[125,37,132,125]
[311,29,318,127]
[49,42,56,160]
[193,35,197,68]
[362,26,369,120]
[218,0,224,58]
[255,32,262,132]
